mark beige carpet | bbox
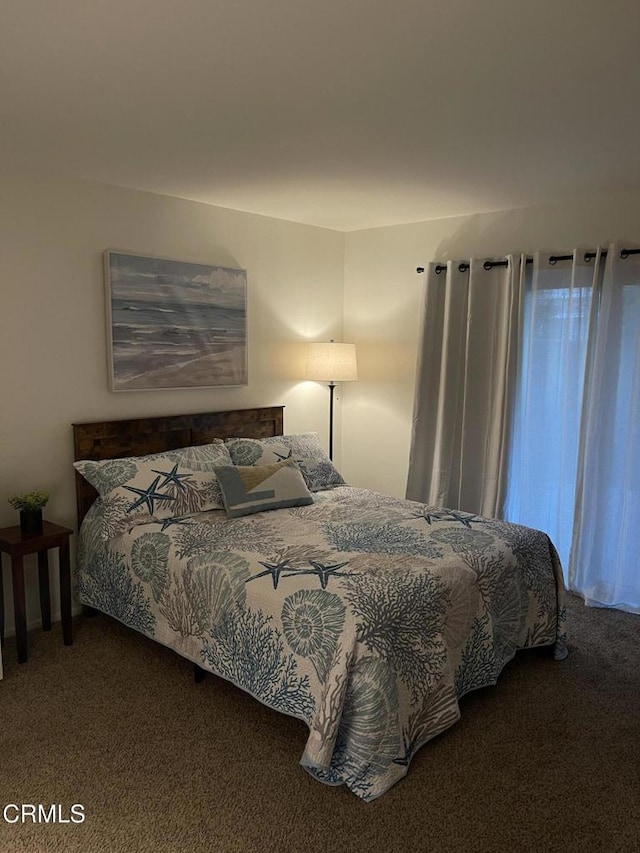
[0,593,638,853]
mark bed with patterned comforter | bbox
[76,485,566,801]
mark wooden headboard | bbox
[72,406,284,526]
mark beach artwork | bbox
[105,252,247,390]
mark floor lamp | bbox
[305,341,358,460]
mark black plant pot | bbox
[20,509,43,535]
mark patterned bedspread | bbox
[76,486,567,801]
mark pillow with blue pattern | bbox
[74,441,232,540]
[215,459,313,518]
[225,433,346,492]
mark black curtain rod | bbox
[416,247,640,275]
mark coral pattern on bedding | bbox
[76,486,567,801]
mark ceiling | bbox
[2,0,639,231]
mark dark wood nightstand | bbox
[0,521,73,664]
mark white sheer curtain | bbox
[504,244,640,613]
[406,255,524,517]
[504,251,596,569]
[569,246,640,612]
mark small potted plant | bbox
[8,491,49,535]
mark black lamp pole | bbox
[328,381,336,460]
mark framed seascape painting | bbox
[105,251,247,391]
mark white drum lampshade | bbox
[305,342,358,383]
[305,341,358,460]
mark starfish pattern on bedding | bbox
[157,516,193,531]
[408,509,453,525]
[247,559,293,589]
[273,448,294,462]
[151,463,191,491]
[408,509,490,528]
[124,476,175,513]
[292,560,350,590]
[446,511,489,528]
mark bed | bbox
[72,406,567,802]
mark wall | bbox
[342,187,640,497]
[4,176,640,637]
[0,174,345,635]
